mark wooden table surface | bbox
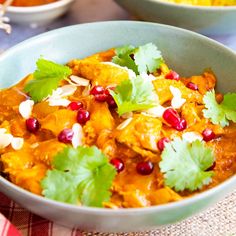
[0,0,236,53]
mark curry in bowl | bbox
[0,0,58,7]
[161,0,236,6]
[0,43,235,208]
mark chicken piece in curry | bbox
[0,43,235,208]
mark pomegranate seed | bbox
[104,89,117,108]
[26,118,40,133]
[67,101,83,111]
[186,82,198,91]
[163,108,180,127]
[77,109,90,124]
[165,71,180,81]
[106,94,117,108]
[110,158,124,173]
[90,85,104,95]
[94,94,108,102]
[136,161,154,175]
[175,119,187,131]
[90,85,109,102]
[157,137,171,152]
[58,129,74,143]
[202,128,216,142]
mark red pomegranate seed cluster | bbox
[162,108,187,131]
[67,101,91,125]
[58,100,90,144]
[90,85,117,108]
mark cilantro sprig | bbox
[110,75,157,116]
[41,146,116,207]
[24,58,72,102]
[159,138,215,192]
[203,90,236,127]
[112,43,164,74]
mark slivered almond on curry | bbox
[0,43,235,208]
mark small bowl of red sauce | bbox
[1,0,75,25]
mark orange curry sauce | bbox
[0,0,57,7]
[0,49,235,208]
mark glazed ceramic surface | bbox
[0,21,236,232]
[114,0,236,35]
[5,0,75,25]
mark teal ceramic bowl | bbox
[0,21,236,232]
[114,0,236,35]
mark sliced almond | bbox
[50,88,63,98]
[19,100,34,119]
[70,75,90,87]
[72,123,84,148]
[48,98,71,107]
[11,137,24,150]
[60,85,77,97]
[116,117,133,130]
[0,133,13,149]
[142,105,166,118]
[170,86,186,109]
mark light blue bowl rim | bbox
[128,0,236,11]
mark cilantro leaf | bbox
[112,43,163,74]
[159,138,214,192]
[203,90,236,127]
[41,170,80,204]
[112,45,138,74]
[41,146,116,207]
[24,58,72,102]
[134,43,163,74]
[110,75,156,116]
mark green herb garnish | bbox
[41,146,116,207]
[203,90,236,127]
[24,58,72,102]
[112,43,163,74]
[159,138,214,192]
[110,75,157,116]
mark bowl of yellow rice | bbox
[114,0,236,35]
